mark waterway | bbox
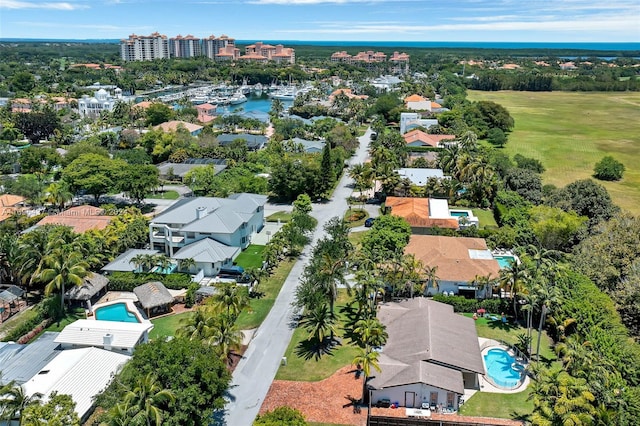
[220,93,293,114]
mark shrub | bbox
[593,155,625,181]
[107,272,192,291]
[431,294,508,314]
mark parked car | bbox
[364,217,375,227]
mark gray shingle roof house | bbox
[216,133,267,151]
[149,192,266,258]
[157,158,227,181]
[369,298,484,411]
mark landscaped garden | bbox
[234,244,266,269]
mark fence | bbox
[368,416,516,426]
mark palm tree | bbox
[422,265,439,296]
[116,373,175,426]
[0,376,42,425]
[153,254,173,273]
[45,182,73,211]
[499,259,528,321]
[209,282,249,320]
[177,306,216,341]
[311,252,349,318]
[352,347,381,403]
[353,318,388,349]
[36,246,89,311]
[299,303,337,344]
[178,257,196,273]
[211,313,244,365]
[269,99,284,119]
[458,130,478,152]
[349,163,373,206]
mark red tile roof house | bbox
[404,235,500,298]
[35,206,114,233]
[403,129,456,148]
[385,197,460,233]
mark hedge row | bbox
[432,294,510,315]
[107,272,193,292]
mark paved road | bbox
[220,128,373,425]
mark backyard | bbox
[467,90,640,215]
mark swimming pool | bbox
[450,211,469,217]
[494,255,517,269]
[95,303,141,323]
[483,348,524,389]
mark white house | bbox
[172,238,240,277]
[369,298,484,411]
[22,347,130,422]
[396,168,446,186]
[400,113,438,134]
[54,319,153,355]
[78,87,122,118]
[149,193,267,257]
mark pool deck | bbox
[477,338,530,394]
[90,294,150,324]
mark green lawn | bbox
[465,313,556,361]
[235,258,296,330]
[235,244,266,269]
[472,208,498,229]
[266,211,292,223]
[467,90,640,215]
[149,311,193,340]
[276,291,359,381]
[45,307,86,332]
[348,230,367,249]
[458,388,532,420]
[455,312,556,420]
[145,190,180,200]
[0,308,40,341]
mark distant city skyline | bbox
[0,0,638,43]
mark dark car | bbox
[364,217,375,227]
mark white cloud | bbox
[0,1,88,10]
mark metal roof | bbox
[22,347,130,420]
[173,238,240,263]
[54,319,153,350]
[101,249,159,273]
[0,332,62,385]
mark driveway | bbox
[220,128,373,425]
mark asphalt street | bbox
[220,127,373,425]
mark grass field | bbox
[149,311,192,340]
[235,258,297,330]
[276,290,359,382]
[144,190,180,200]
[467,91,640,215]
[234,244,265,269]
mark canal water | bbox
[221,93,293,114]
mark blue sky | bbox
[0,0,638,42]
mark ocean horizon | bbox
[1,38,639,51]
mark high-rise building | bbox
[202,34,238,61]
[120,32,170,61]
[169,34,202,58]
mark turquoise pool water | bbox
[495,255,516,269]
[450,211,469,217]
[95,303,140,323]
[484,348,523,388]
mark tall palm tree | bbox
[211,313,244,365]
[209,282,249,321]
[352,347,381,403]
[177,306,216,341]
[36,246,89,311]
[353,318,388,349]
[311,252,349,318]
[422,265,440,296]
[116,373,175,426]
[499,259,528,321]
